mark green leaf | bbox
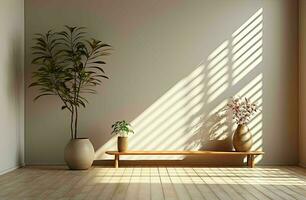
[32,46,46,51]
[87,66,105,73]
[34,93,54,101]
[89,61,106,65]
[32,56,51,64]
[65,25,76,33]
[28,82,40,87]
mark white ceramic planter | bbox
[64,138,95,170]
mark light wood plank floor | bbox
[0,166,306,200]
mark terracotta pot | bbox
[64,138,95,170]
[233,124,253,152]
[118,136,128,152]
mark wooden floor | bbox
[0,166,306,200]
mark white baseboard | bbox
[0,166,21,176]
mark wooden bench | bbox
[105,151,264,168]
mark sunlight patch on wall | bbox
[232,8,263,38]
[207,41,230,103]
[232,8,263,85]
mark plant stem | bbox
[70,105,74,139]
[74,106,78,139]
[69,30,79,139]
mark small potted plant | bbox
[111,120,134,152]
[226,97,259,152]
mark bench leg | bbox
[247,155,255,168]
[115,155,119,168]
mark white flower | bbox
[226,96,259,125]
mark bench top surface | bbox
[106,150,264,155]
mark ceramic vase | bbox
[118,136,128,152]
[233,124,253,152]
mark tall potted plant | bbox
[227,97,259,152]
[30,26,112,169]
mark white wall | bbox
[25,0,298,165]
[0,0,24,174]
[300,0,306,167]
